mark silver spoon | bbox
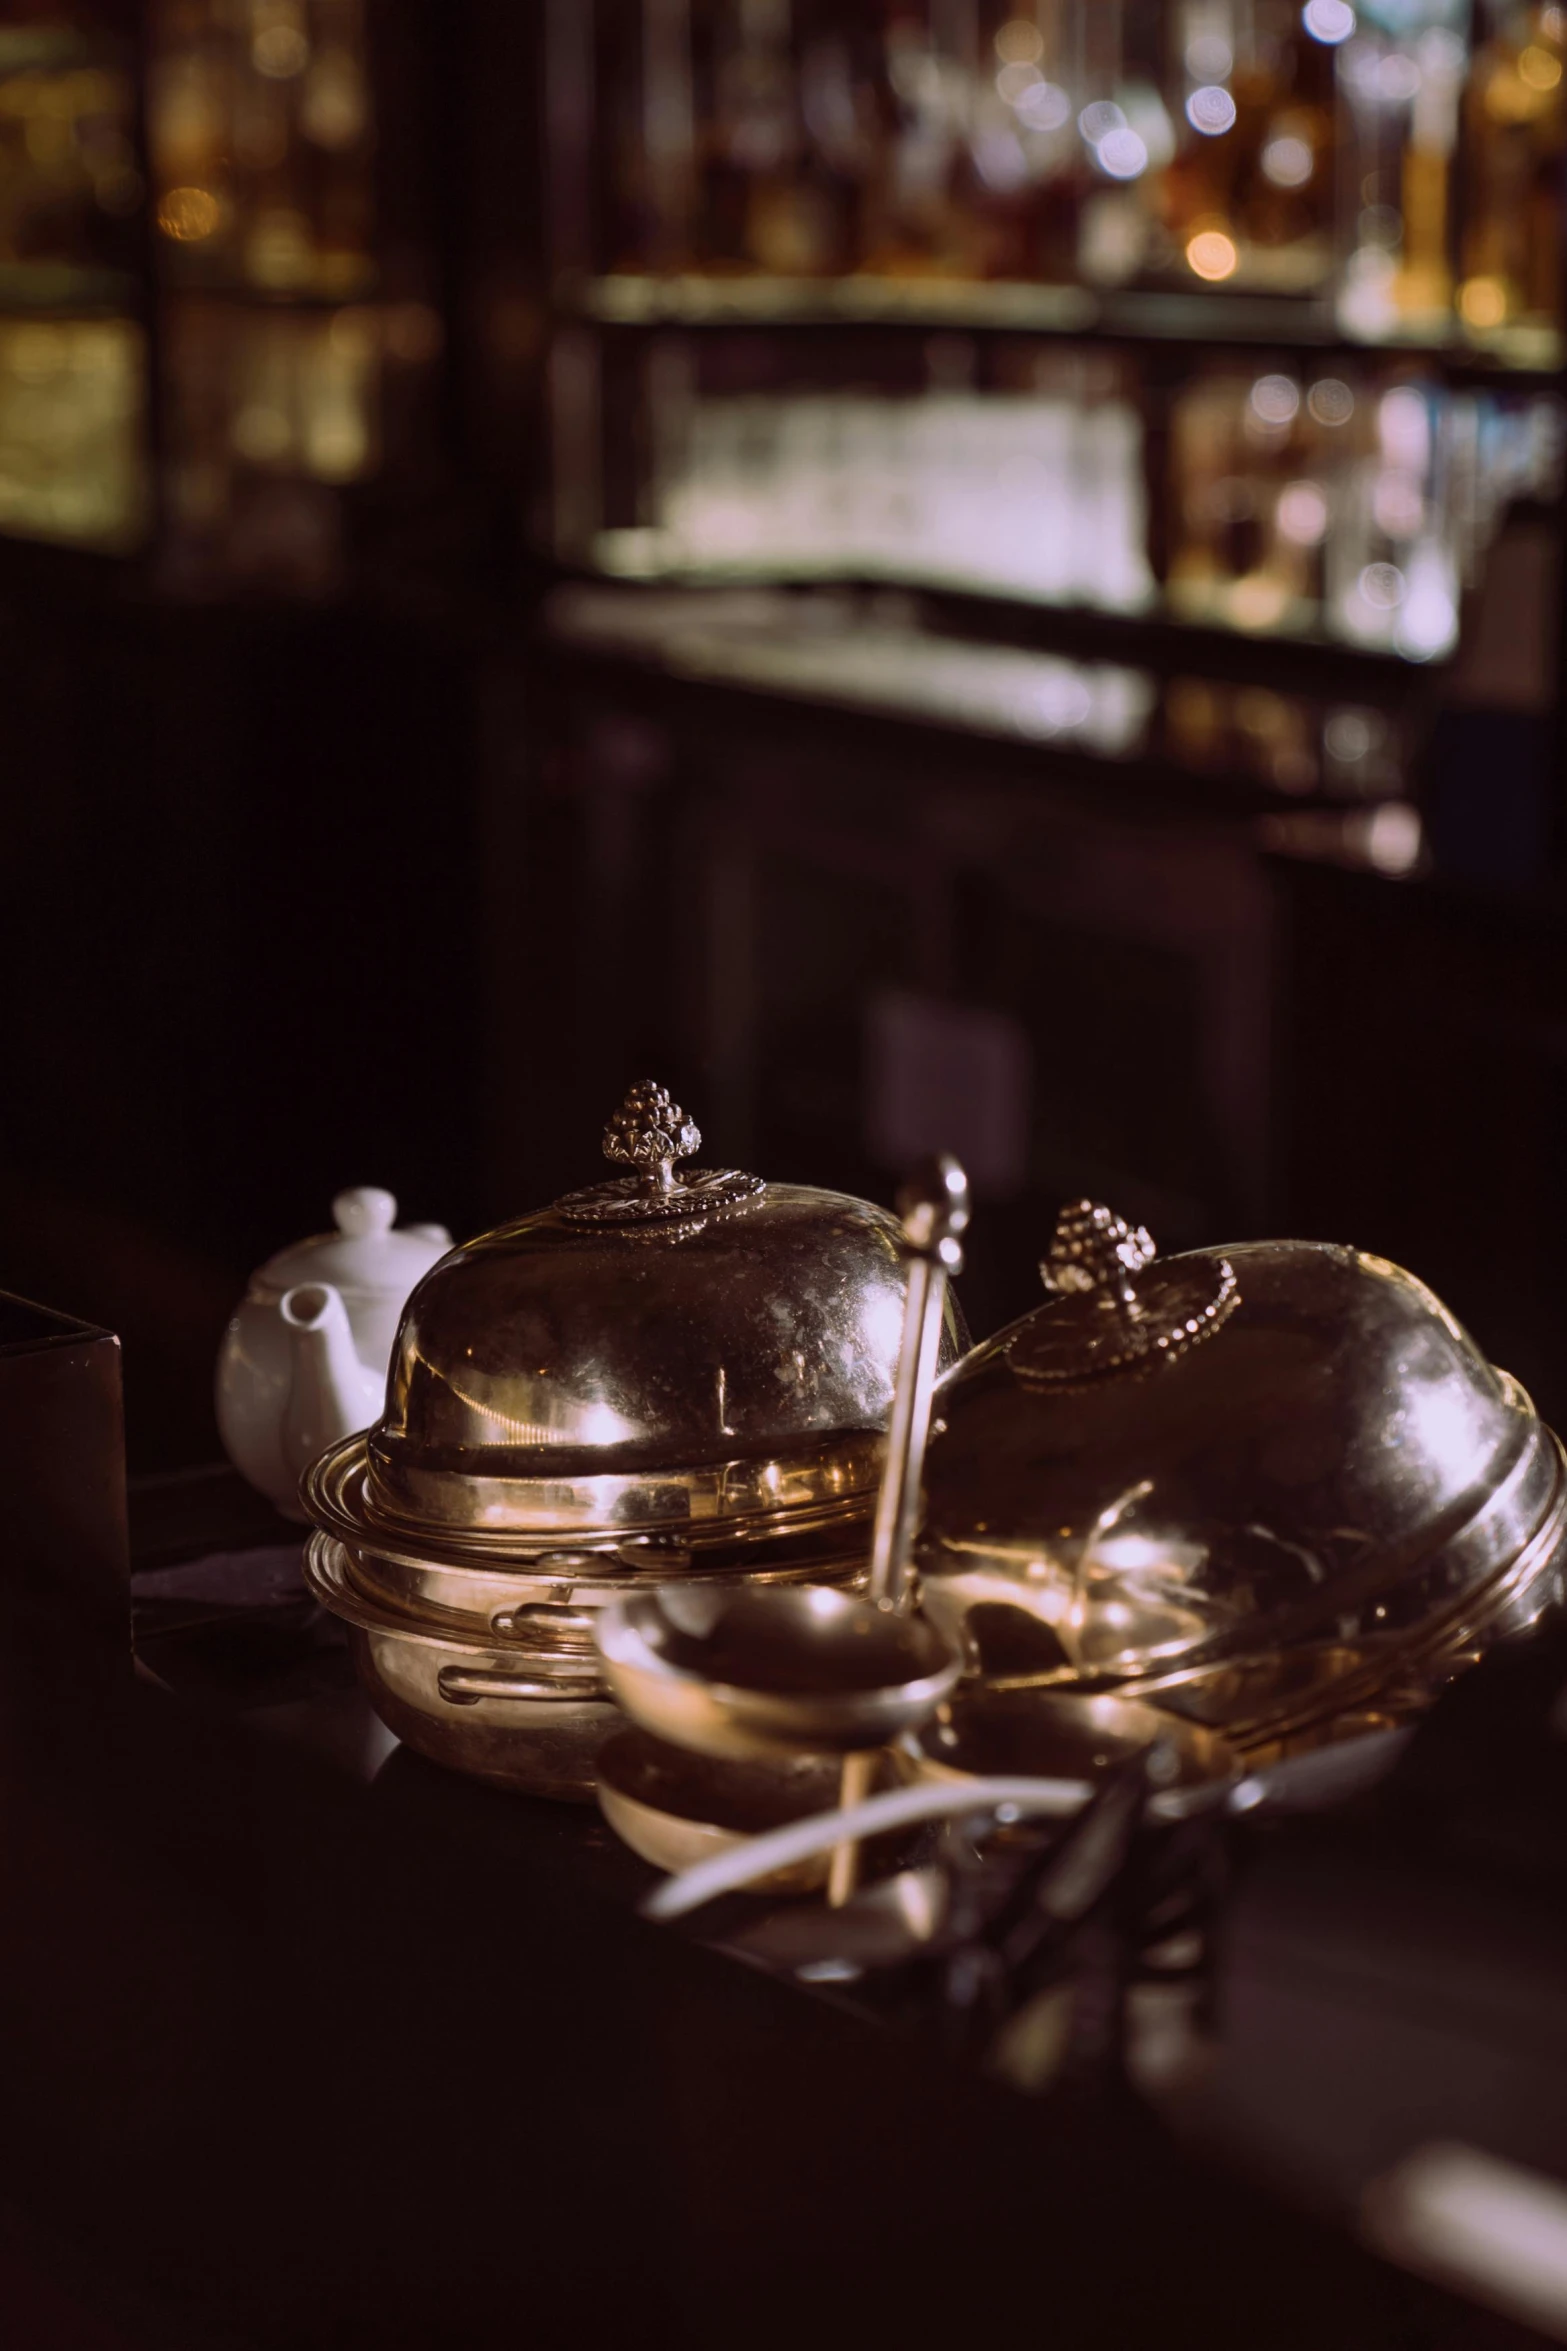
[828,1154,970,1903]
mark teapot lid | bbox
[253,1188,453,1297]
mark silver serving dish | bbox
[305,1533,619,1800]
[300,1081,966,1796]
[917,1201,1567,1750]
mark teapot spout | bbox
[279,1281,383,1495]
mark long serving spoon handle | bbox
[867,1156,972,1609]
[829,1156,971,1907]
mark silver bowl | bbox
[595,1584,962,1762]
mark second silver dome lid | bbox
[918,1202,1567,1688]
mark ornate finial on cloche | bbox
[555,1082,765,1229]
[602,1080,701,1198]
[1009,1198,1238,1386]
[1043,1201,1156,1307]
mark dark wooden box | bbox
[0,1292,129,1714]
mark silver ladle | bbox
[828,1153,969,1902]
[593,1157,971,1902]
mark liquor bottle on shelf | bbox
[1329,375,1560,653]
[1165,362,1526,660]
[696,0,810,270]
[148,5,240,282]
[1168,364,1359,635]
[586,0,1567,351]
[1457,0,1566,362]
[291,0,373,294]
[1072,0,1169,288]
[1164,673,1422,801]
[160,297,382,592]
[1325,376,1458,654]
[946,0,1108,288]
[148,0,373,298]
[0,314,146,550]
[1335,2,1469,342]
[1164,675,1323,792]
[857,2,975,277]
[679,0,872,276]
[0,26,147,554]
[1153,0,1338,294]
[795,3,881,272]
[144,0,386,592]
[0,42,141,292]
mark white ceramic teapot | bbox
[216,1187,452,1520]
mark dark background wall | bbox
[0,573,482,1465]
[0,0,1562,1474]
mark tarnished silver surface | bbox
[919,1213,1567,1738]
[302,1431,870,1629]
[325,1422,886,1547]
[295,1086,972,1800]
[354,1080,966,1542]
[303,1534,616,1799]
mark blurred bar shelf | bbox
[545,580,1426,840]
[0,25,125,73]
[0,262,141,317]
[568,273,1566,384]
[154,277,381,310]
[582,539,1444,689]
[853,579,1451,697]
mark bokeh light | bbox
[994,18,1045,65]
[1185,34,1234,80]
[1459,277,1508,330]
[1262,135,1314,188]
[1307,378,1356,426]
[1251,374,1302,425]
[1079,100,1126,143]
[1018,81,1072,130]
[1097,127,1150,179]
[157,185,222,241]
[1277,480,1330,545]
[1359,561,1406,610]
[1187,229,1239,281]
[1303,0,1357,43]
[1187,85,1238,136]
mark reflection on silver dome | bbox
[918,1209,1567,1747]
[334,1083,969,1544]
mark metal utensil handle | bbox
[437,1666,607,1708]
[826,1749,880,1907]
[866,1154,971,1611]
[832,1156,971,1907]
[491,1603,598,1646]
[646,1776,1102,1922]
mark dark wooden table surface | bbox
[0,1467,1546,2350]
